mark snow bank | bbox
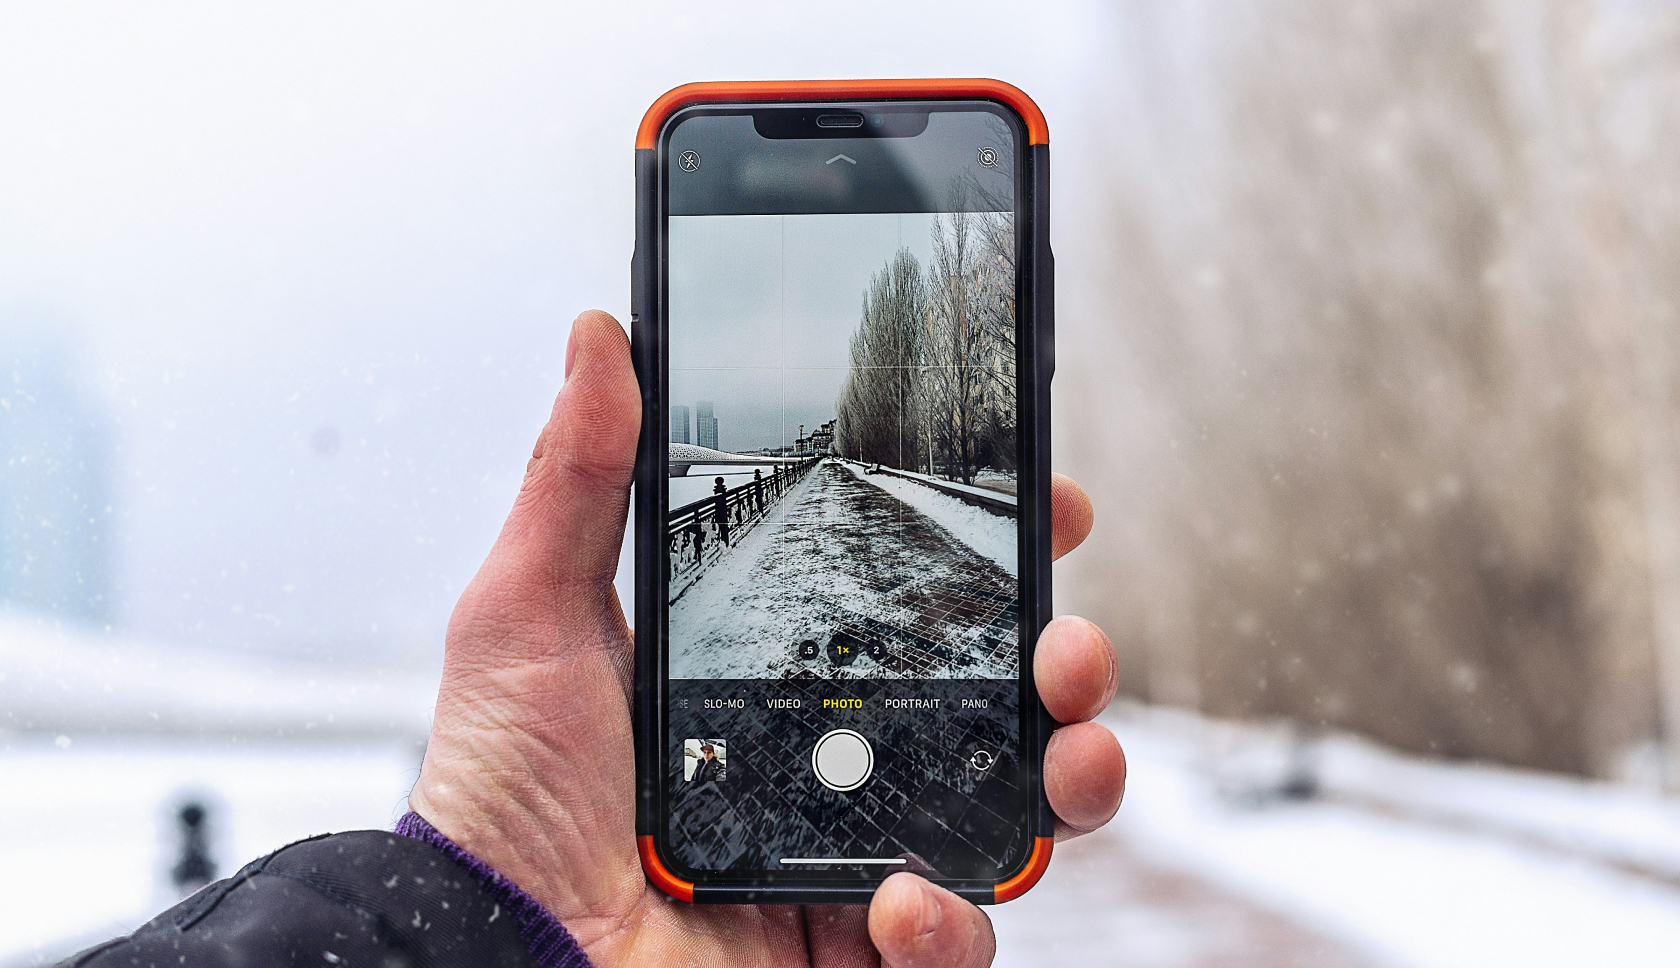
[841,463,1018,576]
[869,464,1019,507]
[1315,731,1680,884]
[0,735,418,964]
[1103,703,1680,968]
[0,614,436,739]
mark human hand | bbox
[408,310,1126,968]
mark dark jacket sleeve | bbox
[60,830,537,968]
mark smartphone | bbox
[631,80,1054,905]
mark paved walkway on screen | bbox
[668,458,1018,680]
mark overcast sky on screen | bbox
[0,1,1130,656]
[670,213,937,452]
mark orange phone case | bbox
[632,80,1055,906]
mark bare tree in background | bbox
[835,249,927,469]
[925,211,989,485]
[974,208,1019,471]
[1065,0,1680,782]
[836,211,1018,485]
[1550,0,1680,788]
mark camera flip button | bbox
[811,729,874,792]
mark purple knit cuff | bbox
[395,811,593,968]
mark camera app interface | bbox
[663,108,1028,881]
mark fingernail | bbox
[912,878,943,939]
[564,326,579,380]
[1105,633,1118,701]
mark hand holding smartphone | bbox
[403,80,1118,963]
[632,80,1056,905]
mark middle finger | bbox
[1034,615,1117,723]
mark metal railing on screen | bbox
[667,456,820,601]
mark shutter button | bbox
[811,729,874,792]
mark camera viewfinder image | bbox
[683,739,728,783]
[667,209,1019,681]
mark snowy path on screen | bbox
[668,460,1017,680]
[836,462,1017,576]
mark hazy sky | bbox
[669,213,936,452]
[0,0,1126,657]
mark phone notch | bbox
[815,112,865,129]
[751,108,929,139]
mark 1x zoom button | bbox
[811,729,873,792]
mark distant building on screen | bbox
[670,405,691,445]
[695,401,718,450]
[811,419,835,455]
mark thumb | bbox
[450,310,641,652]
[869,873,997,968]
[413,312,643,922]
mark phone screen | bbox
[658,103,1028,884]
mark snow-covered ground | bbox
[1234,720,1680,884]
[0,735,421,966]
[992,823,1383,968]
[1020,703,1680,968]
[0,614,437,964]
[6,653,1680,967]
[11,619,1680,966]
[840,462,1017,576]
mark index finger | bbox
[1051,473,1093,560]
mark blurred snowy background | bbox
[7,0,1680,965]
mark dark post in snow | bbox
[171,802,217,894]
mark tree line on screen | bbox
[833,210,1016,486]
